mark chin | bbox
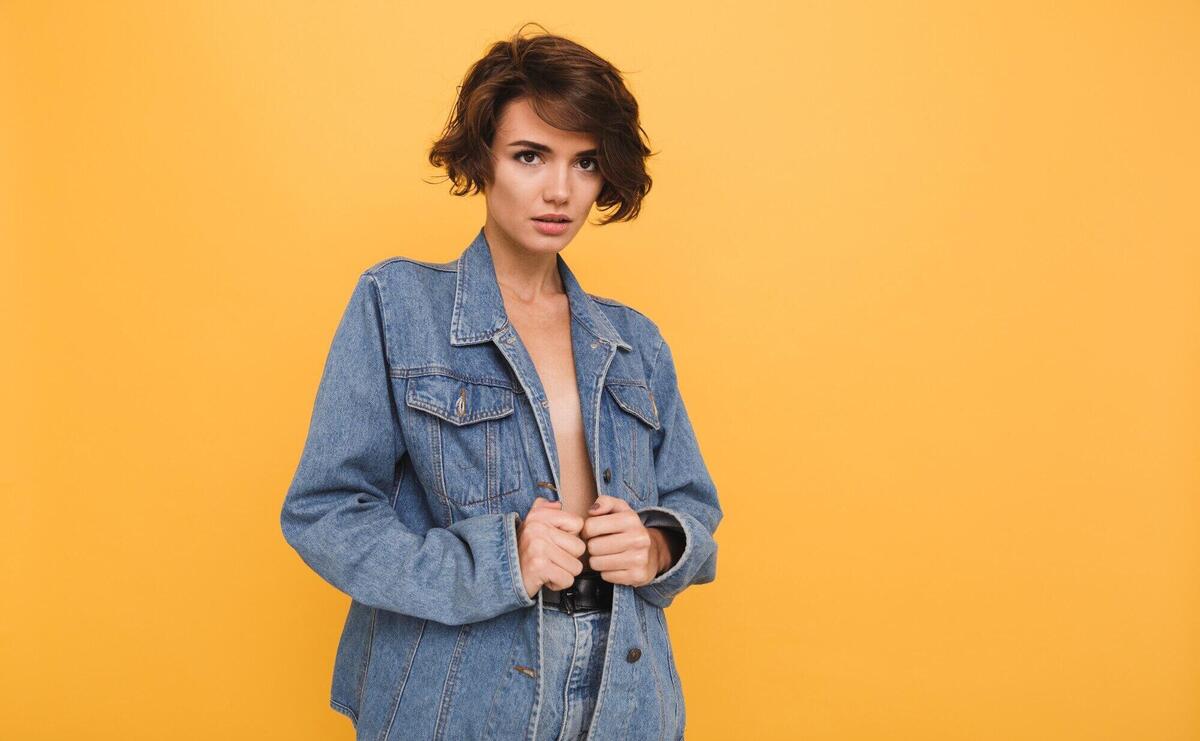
[523,237,571,254]
[525,224,579,247]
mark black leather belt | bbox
[540,570,613,614]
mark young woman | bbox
[281,28,723,741]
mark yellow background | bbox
[3,3,1198,739]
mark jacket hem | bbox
[330,697,358,727]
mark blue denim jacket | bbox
[280,227,723,740]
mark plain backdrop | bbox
[2,2,1198,739]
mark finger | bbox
[542,562,577,591]
[584,531,644,557]
[525,522,584,570]
[589,549,650,573]
[598,568,638,586]
[546,527,587,558]
[527,496,588,533]
[587,552,622,572]
[524,535,580,585]
[580,510,641,540]
[545,542,583,579]
[586,494,629,517]
[533,508,585,535]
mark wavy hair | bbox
[428,24,655,224]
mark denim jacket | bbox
[280,227,723,740]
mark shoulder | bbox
[359,254,458,292]
[587,292,666,354]
[346,256,460,322]
[364,255,458,279]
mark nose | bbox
[542,162,571,205]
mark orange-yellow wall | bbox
[3,3,1198,739]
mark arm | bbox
[280,272,534,626]
[647,525,685,574]
[633,336,724,609]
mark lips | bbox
[531,217,571,236]
[533,214,571,222]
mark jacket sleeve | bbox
[633,336,724,609]
[280,272,535,625]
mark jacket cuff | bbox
[634,505,716,608]
[504,511,536,608]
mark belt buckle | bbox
[561,585,577,615]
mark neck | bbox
[483,219,564,304]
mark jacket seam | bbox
[353,606,378,718]
[604,377,650,388]
[433,625,474,740]
[656,606,682,737]
[638,596,668,741]
[587,291,654,323]
[380,618,427,741]
[648,335,666,385]
[330,697,358,725]
[388,455,407,509]
[391,365,521,391]
[364,272,405,467]
[405,395,515,425]
[370,255,457,273]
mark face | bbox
[482,97,604,256]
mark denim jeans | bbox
[535,606,612,741]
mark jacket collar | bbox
[449,226,631,351]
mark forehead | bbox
[496,97,596,149]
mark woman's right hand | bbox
[515,497,586,597]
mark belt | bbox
[539,570,613,614]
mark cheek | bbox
[583,176,604,202]
[493,168,536,205]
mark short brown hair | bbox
[428,24,655,224]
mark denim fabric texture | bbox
[280,226,723,740]
[534,608,610,741]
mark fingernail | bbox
[589,501,601,510]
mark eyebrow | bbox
[507,139,598,157]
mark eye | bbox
[514,150,542,166]
[577,157,599,172]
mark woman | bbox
[281,27,722,741]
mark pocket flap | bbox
[405,373,515,426]
[605,382,661,430]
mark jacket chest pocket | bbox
[604,381,661,502]
[405,373,523,507]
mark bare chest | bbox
[503,297,598,518]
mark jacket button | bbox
[626,647,642,663]
[602,468,612,483]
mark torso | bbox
[501,289,598,570]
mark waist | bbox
[539,570,613,614]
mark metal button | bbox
[602,468,612,483]
[626,647,642,663]
[540,398,549,408]
[590,340,599,349]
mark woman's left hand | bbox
[581,494,671,587]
